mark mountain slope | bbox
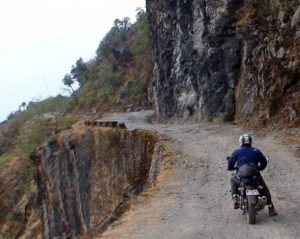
[0,1,299,238]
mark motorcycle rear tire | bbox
[247,202,256,224]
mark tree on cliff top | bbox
[96,17,132,61]
[62,74,75,93]
[70,57,88,86]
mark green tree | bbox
[114,17,131,31]
[18,102,27,111]
[136,7,145,21]
[22,102,26,109]
[113,18,123,29]
[96,17,132,61]
[62,74,74,93]
[71,57,88,86]
[129,9,150,56]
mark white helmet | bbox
[239,134,252,147]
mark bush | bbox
[96,18,131,61]
[126,76,144,98]
[0,153,11,168]
[14,120,48,157]
[98,67,122,95]
[129,11,150,56]
[60,117,78,128]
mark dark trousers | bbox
[230,175,273,205]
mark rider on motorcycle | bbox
[227,134,277,216]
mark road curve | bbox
[98,111,300,239]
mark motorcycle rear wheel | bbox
[247,202,256,224]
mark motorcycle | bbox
[227,158,268,224]
[236,175,268,224]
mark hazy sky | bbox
[0,0,145,122]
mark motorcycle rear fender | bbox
[247,195,257,204]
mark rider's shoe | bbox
[232,195,239,209]
[268,204,278,216]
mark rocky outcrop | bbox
[30,126,166,238]
[235,2,300,129]
[146,0,299,128]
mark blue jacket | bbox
[227,145,267,171]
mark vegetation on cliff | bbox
[0,9,151,237]
[0,1,299,237]
[62,8,152,113]
[0,109,77,237]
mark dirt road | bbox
[99,111,300,239]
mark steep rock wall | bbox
[30,126,165,238]
[146,0,299,128]
[235,1,300,128]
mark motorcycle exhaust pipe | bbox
[257,196,268,210]
[261,196,267,203]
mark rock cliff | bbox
[7,1,300,238]
[30,125,166,238]
[146,0,300,129]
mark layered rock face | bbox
[30,126,165,238]
[147,0,300,128]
